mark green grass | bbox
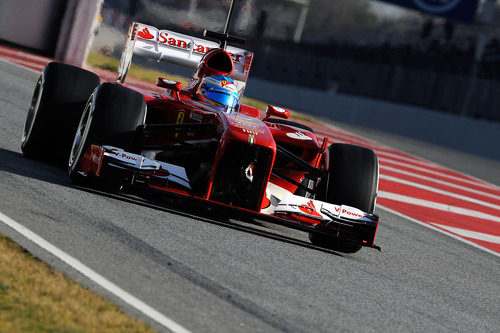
[86,52,189,85]
[0,233,154,332]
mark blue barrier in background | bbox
[377,0,479,23]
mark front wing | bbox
[78,145,380,250]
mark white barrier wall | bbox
[0,0,102,65]
[0,0,66,54]
[245,77,500,160]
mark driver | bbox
[198,75,240,113]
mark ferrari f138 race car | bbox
[21,10,380,253]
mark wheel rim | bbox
[69,95,93,172]
[21,76,43,146]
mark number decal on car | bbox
[175,111,185,138]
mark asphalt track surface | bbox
[0,60,499,332]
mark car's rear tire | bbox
[309,143,378,253]
[21,62,100,161]
[265,118,314,133]
[68,83,146,189]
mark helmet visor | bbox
[204,90,239,111]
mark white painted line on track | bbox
[378,152,499,191]
[430,224,500,244]
[377,205,500,258]
[378,191,500,223]
[0,211,191,333]
[380,158,498,190]
[317,125,500,190]
[375,150,440,167]
[380,165,500,201]
[380,175,500,211]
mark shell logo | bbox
[412,0,461,13]
[298,200,322,218]
[138,27,154,39]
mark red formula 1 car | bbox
[21,18,380,253]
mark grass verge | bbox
[86,52,189,86]
[0,233,154,332]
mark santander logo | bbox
[138,27,154,39]
[298,200,322,218]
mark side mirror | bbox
[263,105,290,121]
[156,78,182,92]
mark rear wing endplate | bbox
[117,22,254,84]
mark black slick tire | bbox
[68,83,146,188]
[21,62,100,161]
[310,143,378,253]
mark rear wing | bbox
[117,22,254,84]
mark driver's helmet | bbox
[198,75,239,113]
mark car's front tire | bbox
[68,83,146,188]
[310,143,378,253]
